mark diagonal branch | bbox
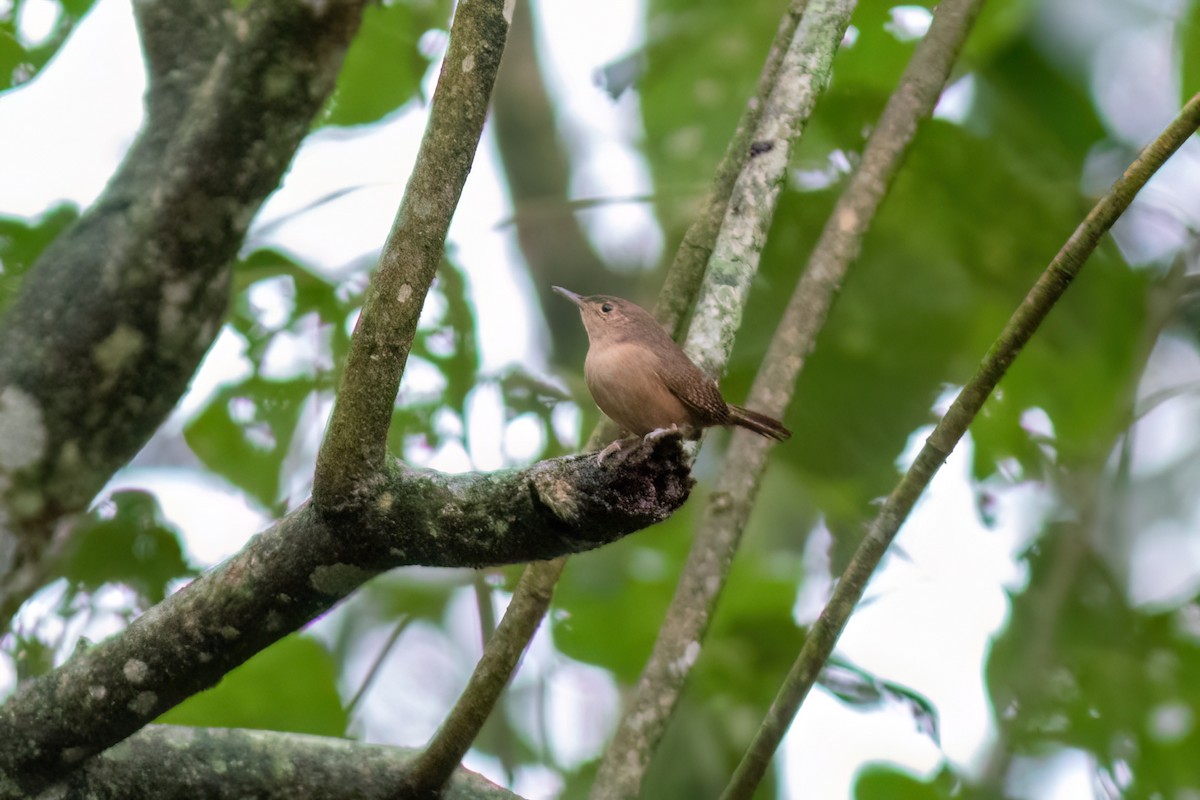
[591,1,986,795]
[721,90,1200,800]
[0,438,691,796]
[313,0,509,507]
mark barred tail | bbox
[728,404,791,441]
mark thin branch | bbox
[592,0,985,795]
[398,557,566,797]
[313,0,510,507]
[43,725,522,800]
[0,437,692,795]
[721,90,1200,800]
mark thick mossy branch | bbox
[45,726,520,800]
[0,439,691,796]
[0,0,369,619]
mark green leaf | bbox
[854,764,959,799]
[60,490,194,605]
[321,1,440,127]
[0,205,79,316]
[159,634,348,736]
[184,377,314,511]
[0,0,97,91]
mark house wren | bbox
[553,286,791,443]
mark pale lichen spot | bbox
[397,284,413,304]
[94,324,145,375]
[219,626,240,640]
[375,491,395,513]
[0,387,47,471]
[462,53,475,73]
[123,658,149,684]
[88,685,107,701]
[128,691,158,716]
[62,746,90,764]
[198,652,213,663]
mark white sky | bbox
[2,0,1199,798]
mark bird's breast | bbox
[584,343,694,435]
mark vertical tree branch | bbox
[721,90,1200,800]
[679,0,855,380]
[592,0,985,796]
[653,0,809,340]
[312,0,510,508]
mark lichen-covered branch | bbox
[0,0,369,624]
[653,0,808,340]
[682,0,854,379]
[590,0,866,796]
[721,90,1200,800]
[0,438,691,796]
[44,725,521,800]
[313,0,509,507]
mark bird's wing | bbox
[656,348,729,426]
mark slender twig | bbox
[406,0,821,790]
[474,574,498,648]
[397,557,566,797]
[722,91,1200,800]
[312,0,510,507]
[345,616,412,718]
[592,1,984,797]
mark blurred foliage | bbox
[989,533,1200,797]
[321,0,451,127]
[61,490,194,606]
[158,634,348,737]
[5,0,1200,797]
[0,0,95,92]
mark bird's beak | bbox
[552,286,585,307]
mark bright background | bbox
[3,0,1200,797]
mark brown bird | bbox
[553,287,791,449]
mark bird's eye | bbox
[601,302,614,313]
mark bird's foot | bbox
[642,424,681,444]
[596,438,628,465]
